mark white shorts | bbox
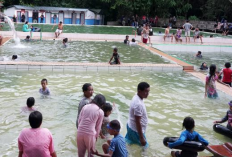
[185,30,190,37]
[55,29,62,34]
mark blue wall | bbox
[95,20,100,25]
[64,18,71,24]
[38,18,45,23]
[50,18,59,24]
[28,17,32,23]
[76,19,80,24]
[85,19,95,25]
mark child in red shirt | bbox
[219,62,232,87]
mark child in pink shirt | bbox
[18,111,57,157]
[77,94,105,157]
[205,64,218,98]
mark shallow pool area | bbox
[162,50,232,71]
[0,40,169,64]
[0,70,232,157]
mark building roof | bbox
[11,5,34,10]
[89,9,102,14]
[7,5,89,12]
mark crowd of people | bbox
[163,20,203,43]
[214,18,232,36]
[0,13,231,157]
[120,15,159,27]
[18,76,232,157]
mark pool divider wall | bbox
[138,43,194,71]
[0,62,183,72]
[1,37,11,46]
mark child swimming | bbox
[196,51,202,58]
[21,97,36,113]
[200,62,208,70]
[214,100,232,130]
[129,38,137,46]
[39,78,51,96]
[124,35,129,44]
[12,55,18,60]
[109,47,121,65]
[91,120,128,157]
[168,117,209,157]
[63,38,68,48]
[100,103,113,139]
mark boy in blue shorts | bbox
[91,120,128,157]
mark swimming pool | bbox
[0,40,169,64]
[0,70,231,157]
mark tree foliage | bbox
[2,0,232,21]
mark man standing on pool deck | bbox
[52,21,63,38]
[183,20,193,42]
[125,82,150,148]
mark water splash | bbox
[2,13,21,45]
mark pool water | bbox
[0,40,169,64]
[0,70,231,157]
[163,51,232,71]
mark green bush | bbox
[177,16,185,20]
[188,16,200,21]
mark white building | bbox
[4,5,104,25]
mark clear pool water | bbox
[163,51,232,71]
[0,70,231,157]
[0,40,169,64]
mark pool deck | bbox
[1,31,232,46]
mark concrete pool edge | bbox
[1,31,232,46]
[0,62,183,72]
[138,43,194,71]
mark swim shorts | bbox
[185,30,191,37]
[143,38,148,43]
[55,29,62,34]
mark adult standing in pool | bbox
[77,94,105,157]
[76,83,94,129]
[125,82,150,148]
[141,24,150,44]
